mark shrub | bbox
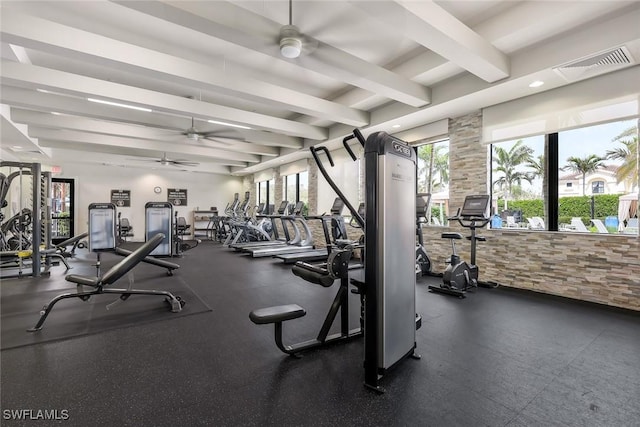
[498,194,620,222]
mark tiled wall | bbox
[422,226,640,311]
[429,111,640,311]
[254,112,640,311]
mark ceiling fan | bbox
[134,152,199,167]
[179,116,238,142]
[278,0,318,59]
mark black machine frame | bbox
[250,129,421,393]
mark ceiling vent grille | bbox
[553,46,635,82]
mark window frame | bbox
[414,138,451,226]
[283,171,308,205]
[489,119,638,234]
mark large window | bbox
[491,135,544,228]
[255,179,274,210]
[416,139,450,226]
[490,119,638,233]
[282,171,308,214]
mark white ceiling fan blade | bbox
[170,159,200,166]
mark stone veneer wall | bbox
[273,169,282,206]
[421,111,639,311]
[248,114,639,311]
[242,176,254,208]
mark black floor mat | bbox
[0,254,211,350]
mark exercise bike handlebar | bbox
[447,208,491,228]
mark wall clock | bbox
[154,186,162,194]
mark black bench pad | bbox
[249,304,306,324]
[66,274,101,287]
[441,232,463,240]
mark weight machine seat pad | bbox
[441,232,463,240]
[249,304,306,324]
[292,262,335,287]
[65,274,100,287]
[466,236,487,242]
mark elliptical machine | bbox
[428,194,497,298]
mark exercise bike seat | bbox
[466,235,486,242]
[441,232,463,240]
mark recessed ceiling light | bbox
[529,80,544,88]
[51,111,61,115]
[87,98,152,112]
[392,124,401,128]
[207,119,251,130]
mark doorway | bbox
[51,178,75,245]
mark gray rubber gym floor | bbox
[1,241,639,426]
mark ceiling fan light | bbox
[280,37,302,59]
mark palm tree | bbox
[493,140,534,209]
[417,143,449,193]
[606,126,638,190]
[431,145,449,191]
[562,154,606,196]
[527,154,544,180]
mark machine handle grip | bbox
[310,146,334,167]
[353,128,366,146]
[342,135,357,161]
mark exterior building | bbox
[559,165,633,196]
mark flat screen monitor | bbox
[460,195,490,218]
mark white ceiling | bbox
[1,0,639,175]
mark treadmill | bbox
[243,201,315,258]
[275,198,347,264]
[230,201,290,250]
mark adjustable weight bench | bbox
[54,232,89,257]
[28,233,185,332]
[113,247,179,276]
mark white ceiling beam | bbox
[352,1,509,83]
[11,109,280,157]
[0,61,328,140]
[302,8,640,158]
[45,146,233,175]
[237,130,302,150]
[113,0,431,107]
[28,128,262,165]
[2,88,303,150]
[0,9,368,128]
[306,1,633,126]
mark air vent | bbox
[553,46,635,82]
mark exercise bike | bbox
[428,195,498,298]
